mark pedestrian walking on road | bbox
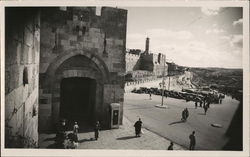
[189,131,196,150]
[195,101,198,109]
[73,122,79,142]
[94,121,101,140]
[134,118,143,137]
[185,108,189,120]
[204,104,208,115]
[149,92,152,100]
[181,109,186,121]
[168,141,174,150]
[199,100,202,107]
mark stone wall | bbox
[125,53,141,72]
[39,7,127,130]
[5,8,40,148]
[140,52,167,76]
[140,53,154,71]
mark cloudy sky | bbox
[124,7,243,68]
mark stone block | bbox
[24,27,34,47]
[39,63,50,73]
[58,28,65,34]
[92,38,99,44]
[27,46,33,64]
[70,40,77,46]
[89,28,101,34]
[5,39,18,65]
[114,39,123,46]
[69,35,77,41]
[58,33,68,40]
[60,39,70,46]
[39,105,52,115]
[73,15,78,21]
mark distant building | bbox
[125,37,168,79]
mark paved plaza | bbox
[39,116,185,150]
[124,93,239,150]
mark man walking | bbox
[204,104,208,115]
[73,122,79,142]
[185,108,189,121]
[134,118,143,137]
[94,121,101,140]
[181,109,186,121]
[189,131,196,150]
[149,92,152,100]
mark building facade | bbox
[39,7,127,131]
[5,7,127,147]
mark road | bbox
[124,92,240,150]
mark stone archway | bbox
[45,49,110,128]
[46,49,110,83]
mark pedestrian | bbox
[199,100,202,107]
[219,98,222,104]
[94,121,101,140]
[134,118,143,137]
[56,119,67,148]
[189,131,196,150]
[207,101,210,108]
[204,104,208,115]
[66,133,78,149]
[185,108,189,120]
[195,101,198,109]
[181,109,186,121]
[167,141,174,150]
[73,122,79,142]
[149,91,152,100]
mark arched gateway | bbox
[39,49,112,131]
[38,7,127,132]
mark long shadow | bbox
[116,135,138,140]
[78,138,94,143]
[168,120,185,125]
[198,113,206,115]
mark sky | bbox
[124,7,243,68]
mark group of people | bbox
[56,119,101,149]
[194,96,211,115]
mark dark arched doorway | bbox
[60,77,96,129]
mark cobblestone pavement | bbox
[39,117,186,150]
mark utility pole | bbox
[161,55,166,106]
[156,55,168,109]
[168,76,170,91]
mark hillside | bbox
[189,67,243,97]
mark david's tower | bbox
[145,37,150,54]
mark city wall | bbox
[5,8,40,147]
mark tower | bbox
[145,37,149,54]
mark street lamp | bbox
[155,55,169,109]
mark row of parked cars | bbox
[131,87,224,104]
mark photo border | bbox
[1,0,249,157]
